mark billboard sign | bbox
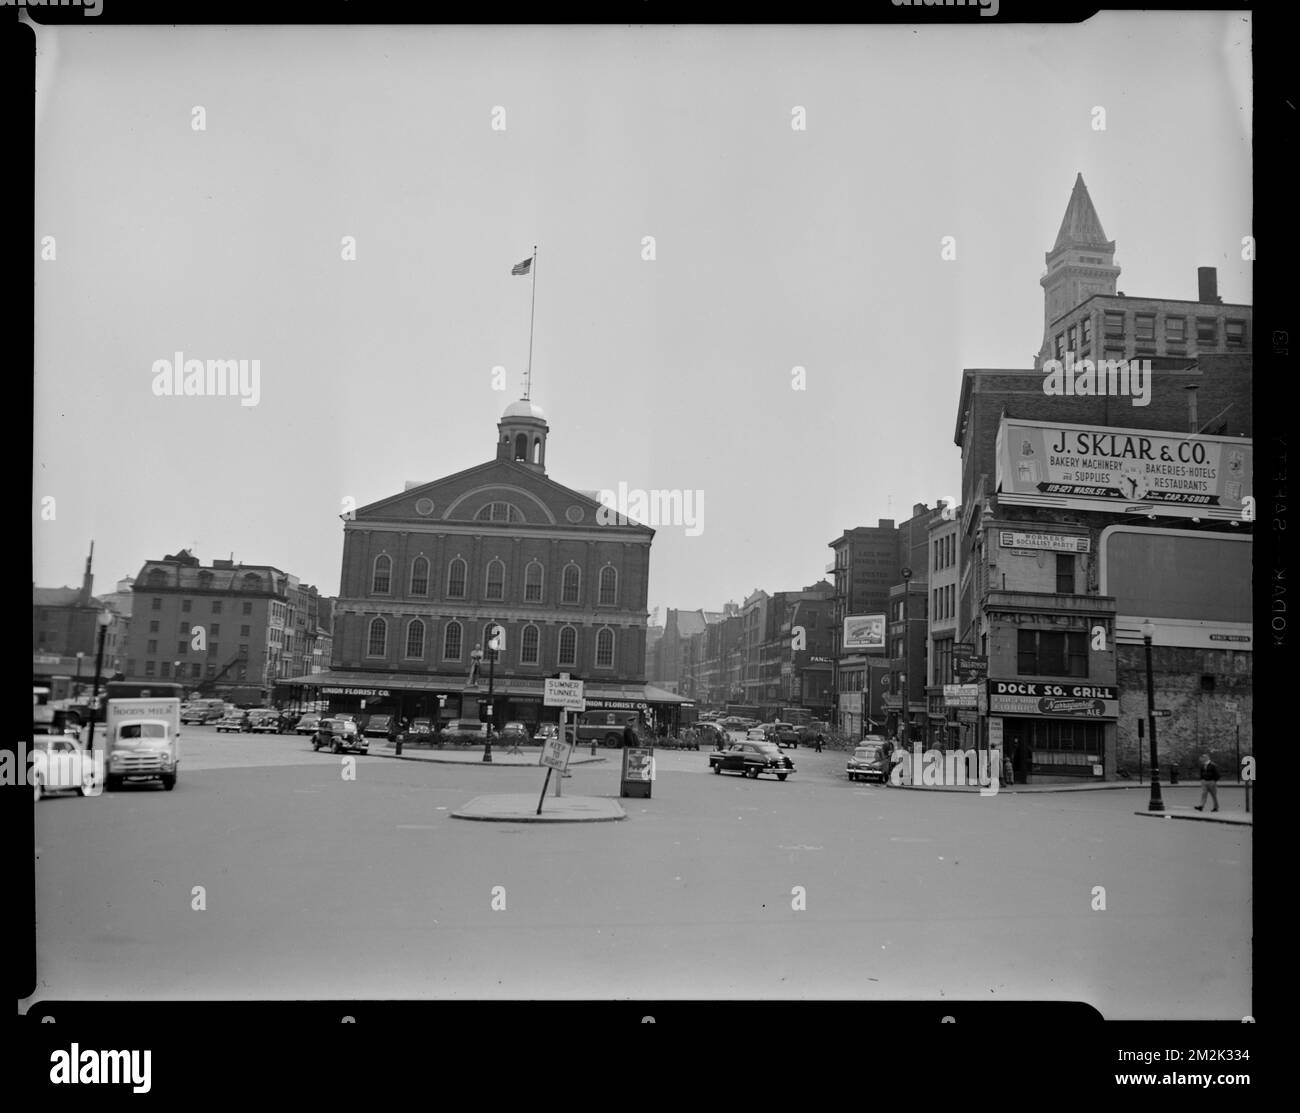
[843,614,886,652]
[996,417,1252,522]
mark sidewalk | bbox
[368,740,607,767]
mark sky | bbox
[32,15,1252,622]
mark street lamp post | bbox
[1141,619,1165,812]
[88,609,113,750]
[484,641,497,762]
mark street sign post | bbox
[537,735,574,814]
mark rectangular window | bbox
[1067,324,1077,351]
[160,661,171,677]
[241,625,251,637]
[1054,334,1064,360]
[1081,316,1093,347]
[1017,630,1088,677]
[149,620,159,633]
[1134,314,1155,342]
[1104,311,1125,338]
[145,661,156,676]
[210,644,219,660]
[182,599,192,613]
[1225,319,1246,348]
[151,597,162,611]
[243,602,253,615]
[177,641,187,656]
[146,639,158,655]
[211,623,220,636]
[212,600,222,613]
[1165,316,1185,343]
[1196,317,1218,343]
[1056,553,1075,594]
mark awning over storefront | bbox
[283,672,695,708]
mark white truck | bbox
[104,697,181,791]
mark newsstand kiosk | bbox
[620,741,654,798]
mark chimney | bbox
[1197,266,1221,304]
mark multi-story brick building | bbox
[296,398,683,729]
[33,544,130,690]
[123,549,329,701]
[926,511,962,747]
[952,175,1252,782]
[827,521,900,734]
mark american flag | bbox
[511,256,532,276]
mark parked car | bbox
[407,717,434,739]
[693,722,728,748]
[31,734,97,801]
[847,743,891,784]
[363,713,393,738]
[311,717,368,754]
[295,713,323,736]
[250,711,283,734]
[500,721,530,745]
[745,727,769,741]
[708,740,795,781]
[215,714,245,733]
[441,719,491,745]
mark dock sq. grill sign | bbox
[987,681,1119,718]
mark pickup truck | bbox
[768,721,801,748]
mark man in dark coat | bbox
[1194,753,1220,812]
[622,717,640,749]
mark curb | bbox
[369,747,607,768]
[1134,810,1252,826]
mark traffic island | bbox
[451,794,626,823]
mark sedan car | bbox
[214,714,245,733]
[500,721,530,744]
[441,719,491,745]
[407,717,435,739]
[311,717,368,754]
[744,727,769,742]
[847,743,892,784]
[31,734,98,801]
[249,711,283,734]
[769,721,801,748]
[295,713,323,735]
[708,741,795,781]
[362,713,393,738]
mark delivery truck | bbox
[104,696,181,791]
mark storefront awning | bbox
[282,671,694,707]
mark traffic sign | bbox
[540,736,574,771]
[544,677,585,710]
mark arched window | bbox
[367,617,387,657]
[562,564,581,604]
[514,433,528,461]
[474,502,522,522]
[147,568,167,587]
[599,566,618,606]
[446,558,467,599]
[520,624,540,665]
[524,560,544,602]
[484,558,505,601]
[595,628,615,669]
[405,619,425,659]
[443,621,462,660]
[533,437,542,464]
[372,555,391,594]
[410,556,429,596]
[558,626,577,667]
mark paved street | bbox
[31,727,1250,1017]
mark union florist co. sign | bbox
[996,417,1252,522]
[987,680,1119,719]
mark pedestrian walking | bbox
[1194,753,1220,812]
[1002,748,1015,787]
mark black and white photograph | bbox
[24,7,1260,1061]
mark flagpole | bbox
[525,245,537,399]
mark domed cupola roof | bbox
[501,398,547,422]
